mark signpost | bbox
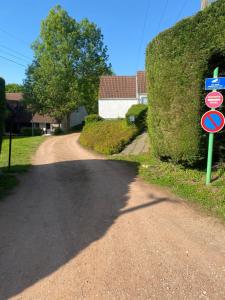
[203,67,225,185]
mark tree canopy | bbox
[24,5,111,123]
[6,83,23,93]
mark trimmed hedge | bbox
[0,78,6,154]
[53,127,63,135]
[85,114,102,125]
[146,0,225,164]
[21,127,42,136]
[126,104,148,132]
[79,120,138,154]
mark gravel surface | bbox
[0,133,225,300]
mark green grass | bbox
[0,136,45,199]
[113,153,225,221]
[79,120,138,155]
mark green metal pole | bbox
[206,67,219,185]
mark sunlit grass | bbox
[0,136,45,199]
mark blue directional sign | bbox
[205,77,225,90]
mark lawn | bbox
[0,136,45,199]
[114,153,225,221]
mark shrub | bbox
[21,127,42,136]
[146,0,225,165]
[126,104,148,132]
[79,120,138,154]
[68,122,85,133]
[0,78,6,154]
[85,114,102,125]
[53,127,63,135]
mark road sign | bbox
[201,110,225,133]
[205,91,223,109]
[205,77,225,90]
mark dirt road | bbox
[0,134,225,299]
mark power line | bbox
[136,0,152,70]
[0,44,32,61]
[175,0,188,22]
[157,0,169,33]
[0,48,30,64]
[0,26,30,46]
[0,54,27,68]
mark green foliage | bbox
[21,127,42,136]
[126,104,148,132]
[53,127,64,135]
[79,120,138,154]
[146,0,225,165]
[0,78,6,154]
[85,114,102,124]
[24,5,112,125]
[5,83,23,93]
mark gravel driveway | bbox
[0,133,225,299]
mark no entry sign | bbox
[201,110,225,133]
[205,91,223,109]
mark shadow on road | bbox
[0,159,173,298]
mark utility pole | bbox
[201,0,208,10]
[201,0,217,10]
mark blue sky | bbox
[0,0,200,84]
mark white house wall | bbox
[69,106,87,127]
[98,99,138,119]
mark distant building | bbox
[98,71,147,119]
[5,93,57,134]
[5,93,87,133]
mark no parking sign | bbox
[201,110,225,133]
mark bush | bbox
[85,114,102,125]
[126,104,148,132]
[146,0,225,165]
[68,122,85,133]
[53,127,63,135]
[21,127,42,136]
[79,120,138,154]
[0,78,6,154]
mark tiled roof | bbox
[99,71,146,99]
[32,113,56,124]
[6,92,23,101]
[137,71,147,94]
[6,93,56,124]
[99,76,136,99]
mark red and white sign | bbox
[205,91,223,109]
[201,110,225,133]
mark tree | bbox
[0,78,6,154]
[6,83,23,93]
[24,5,111,126]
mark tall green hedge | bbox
[146,0,225,164]
[0,78,6,154]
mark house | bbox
[5,93,87,133]
[5,93,57,134]
[61,106,87,131]
[98,71,147,119]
